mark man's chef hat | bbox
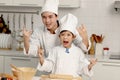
[41,0,59,15]
[60,13,78,35]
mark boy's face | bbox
[59,31,76,48]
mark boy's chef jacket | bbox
[37,44,93,77]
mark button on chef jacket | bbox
[37,44,93,77]
[24,26,91,57]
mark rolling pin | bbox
[49,74,73,79]
[41,74,82,80]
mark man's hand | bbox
[22,27,32,53]
[23,27,32,38]
[76,24,89,48]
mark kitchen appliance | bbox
[109,54,120,60]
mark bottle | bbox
[103,47,109,56]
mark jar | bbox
[103,47,109,56]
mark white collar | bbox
[44,27,60,34]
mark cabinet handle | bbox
[11,58,31,61]
[59,4,71,7]
[103,63,120,67]
[19,4,38,6]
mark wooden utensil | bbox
[10,64,21,71]
[31,14,33,31]
[41,74,82,80]
[49,74,73,79]
[18,14,21,30]
[24,14,26,27]
[11,13,16,38]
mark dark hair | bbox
[57,20,59,27]
[60,30,74,36]
[54,14,60,27]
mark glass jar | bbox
[103,47,109,56]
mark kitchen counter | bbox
[0,50,37,58]
[86,54,120,63]
[0,50,120,62]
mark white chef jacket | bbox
[24,25,91,57]
[24,26,60,57]
[37,44,93,77]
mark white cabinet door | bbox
[91,62,120,80]
[0,0,12,5]
[0,56,4,73]
[12,0,44,7]
[4,56,38,74]
[59,0,80,8]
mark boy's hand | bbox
[38,47,44,58]
[38,46,44,65]
[88,58,97,70]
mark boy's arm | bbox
[37,48,57,72]
[88,58,97,70]
[38,47,44,65]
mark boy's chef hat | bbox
[41,0,59,15]
[60,13,78,35]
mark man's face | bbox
[41,12,58,30]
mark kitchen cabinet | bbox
[4,56,39,74]
[0,0,12,5]
[91,61,120,80]
[12,0,44,7]
[59,0,80,8]
[0,0,80,8]
[0,56,4,73]
[0,0,44,7]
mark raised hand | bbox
[88,58,97,70]
[38,46,44,65]
[23,27,32,38]
[76,24,88,41]
[76,24,89,48]
[23,27,32,53]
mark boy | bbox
[37,13,96,77]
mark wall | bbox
[59,0,120,53]
[0,0,120,53]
